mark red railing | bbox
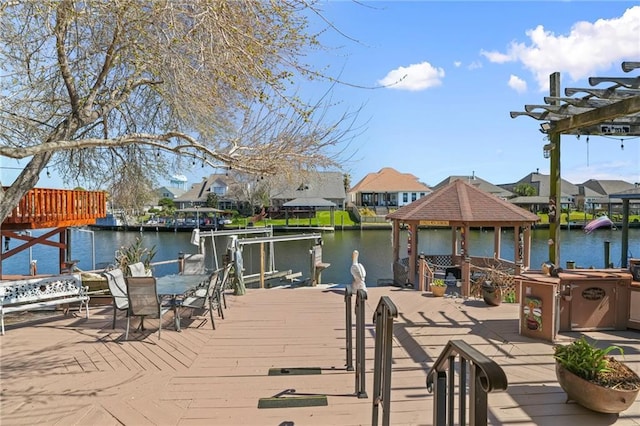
[2,188,107,229]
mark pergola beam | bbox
[548,95,640,134]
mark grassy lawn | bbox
[537,211,640,224]
[240,210,356,227]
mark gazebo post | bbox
[513,226,520,265]
[494,226,502,258]
[523,226,531,270]
[392,220,400,264]
[450,227,458,256]
[409,222,419,287]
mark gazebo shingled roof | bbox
[387,179,539,225]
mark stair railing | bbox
[426,340,508,426]
[371,296,398,426]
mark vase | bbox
[430,285,446,297]
[555,363,640,413]
[482,282,501,306]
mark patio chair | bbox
[128,262,149,277]
[182,253,206,275]
[104,268,128,329]
[125,276,170,340]
[180,269,221,330]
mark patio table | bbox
[156,273,210,331]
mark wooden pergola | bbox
[511,60,640,267]
[386,179,539,295]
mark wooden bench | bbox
[0,273,89,335]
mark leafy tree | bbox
[0,0,359,223]
[514,183,537,197]
[158,198,175,210]
[206,193,219,209]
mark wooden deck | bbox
[1,285,639,425]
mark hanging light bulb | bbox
[621,138,624,150]
[46,167,51,178]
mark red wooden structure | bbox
[1,188,107,278]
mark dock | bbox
[2,286,639,425]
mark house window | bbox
[403,193,408,203]
[411,193,417,202]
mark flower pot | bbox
[555,363,640,413]
[430,285,446,297]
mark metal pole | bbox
[604,240,611,268]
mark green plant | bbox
[553,336,624,381]
[115,237,157,276]
[431,278,446,287]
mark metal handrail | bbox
[426,340,508,426]
[355,288,368,398]
[371,296,398,426]
[344,285,354,371]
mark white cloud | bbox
[481,6,640,91]
[468,61,482,70]
[453,61,462,68]
[378,61,445,91]
[508,74,528,93]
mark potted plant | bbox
[553,336,640,413]
[115,237,156,276]
[430,278,446,297]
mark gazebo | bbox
[281,197,337,227]
[386,180,540,296]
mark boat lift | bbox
[196,227,326,288]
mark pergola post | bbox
[493,226,502,258]
[548,72,561,266]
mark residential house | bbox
[155,186,186,201]
[500,172,578,213]
[432,174,513,200]
[348,167,431,210]
[174,174,245,211]
[578,179,637,215]
[268,171,346,210]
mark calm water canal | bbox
[4,227,639,285]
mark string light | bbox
[46,167,51,178]
[621,138,624,150]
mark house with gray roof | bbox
[432,174,513,199]
[268,171,346,210]
[500,172,578,212]
[174,174,245,211]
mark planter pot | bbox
[430,285,446,297]
[482,283,501,306]
[555,363,640,413]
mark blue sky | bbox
[305,1,640,188]
[2,1,639,190]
